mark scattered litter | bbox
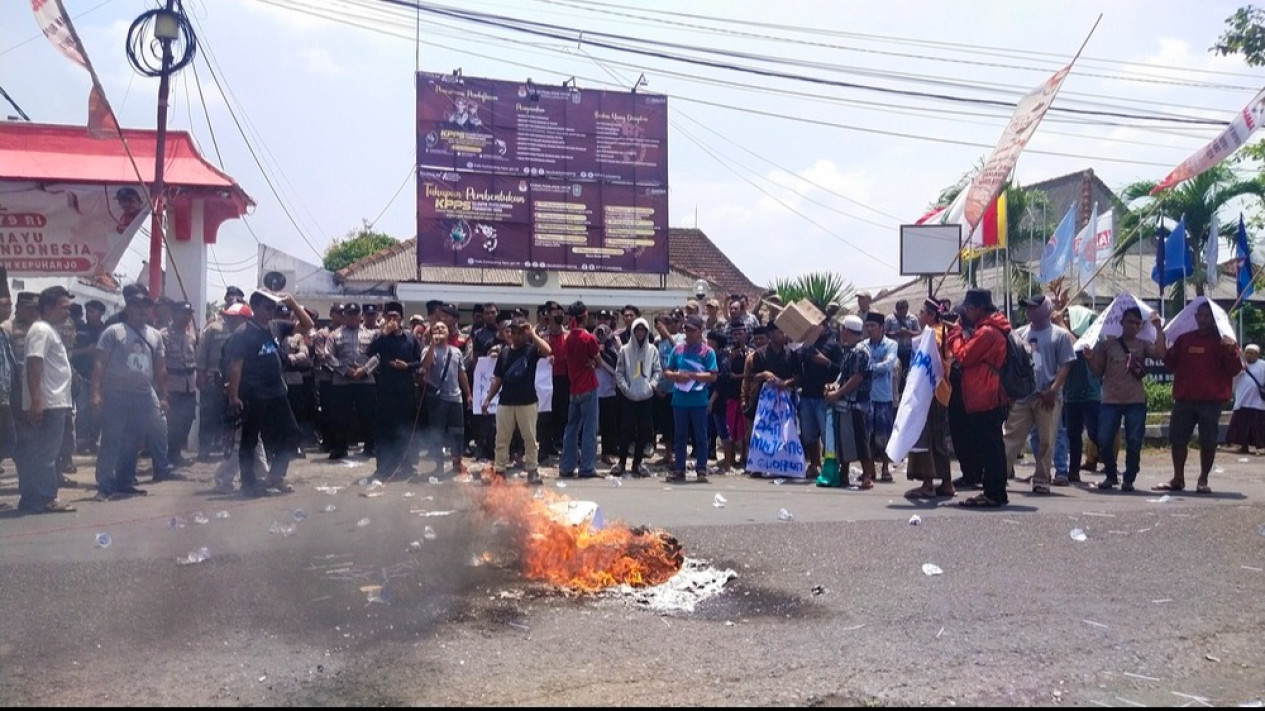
[1082,619,1110,629]
[268,521,296,537]
[1238,701,1263,708]
[428,476,440,485]
[936,627,945,639]
[354,477,369,487]
[95,532,112,548]
[1081,511,1116,518]
[1115,697,1147,707]
[258,675,267,683]
[1070,528,1088,542]
[408,540,422,551]
[604,557,736,613]
[724,620,735,627]
[321,504,337,513]
[342,459,361,468]
[847,486,860,491]
[1147,495,1172,504]
[1243,565,1264,572]
[1239,457,1252,463]
[167,517,184,529]
[314,485,342,495]
[1109,530,1129,535]
[841,624,866,631]
[777,508,794,522]
[1152,598,1173,604]
[908,514,922,526]
[921,563,943,576]
[810,585,827,596]
[1001,519,1021,525]
[214,510,230,520]
[713,494,727,508]
[177,547,210,565]
[663,486,673,491]
[422,525,437,540]
[356,518,371,528]
[419,510,455,517]
[1172,692,1212,704]
[367,479,384,490]
[1137,527,1153,533]
[403,491,416,498]
[773,478,785,486]
[192,511,209,525]
[555,482,567,489]
[360,584,386,604]
[1122,672,1161,681]
[1205,654,1221,663]
[1214,466,1225,474]
[507,621,530,631]
[293,509,307,522]
[610,477,622,487]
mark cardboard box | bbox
[775,299,826,344]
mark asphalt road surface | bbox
[1,447,1263,707]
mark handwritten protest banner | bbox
[746,384,806,478]
[473,356,556,414]
[1073,291,1156,352]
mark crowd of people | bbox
[1,280,1260,514]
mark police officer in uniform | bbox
[161,301,199,467]
[326,302,377,459]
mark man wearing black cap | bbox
[72,300,108,453]
[226,291,312,495]
[277,304,314,451]
[952,288,1013,508]
[92,293,171,499]
[193,287,244,461]
[362,303,381,331]
[161,301,199,467]
[367,301,422,478]
[224,286,245,306]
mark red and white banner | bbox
[31,0,119,136]
[0,183,148,276]
[963,65,1072,231]
[1151,88,1265,194]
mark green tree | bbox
[1212,6,1265,65]
[323,221,399,272]
[768,271,855,311]
[1115,165,1264,297]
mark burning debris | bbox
[479,479,684,592]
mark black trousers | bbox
[618,397,653,469]
[330,384,377,456]
[316,379,335,449]
[198,375,226,456]
[549,375,569,453]
[947,372,982,485]
[166,390,198,460]
[240,395,300,487]
[375,387,417,478]
[599,395,619,457]
[966,406,1009,505]
[651,392,674,448]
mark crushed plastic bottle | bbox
[177,547,210,565]
[1147,494,1172,504]
[713,494,727,508]
[356,517,371,528]
[777,508,794,522]
[268,521,296,537]
[428,476,440,485]
[423,525,437,540]
[320,504,337,513]
[403,491,416,498]
[555,481,567,489]
[921,563,943,576]
[1240,457,1253,463]
[1070,528,1088,542]
[1214,466,1226,474]
[292,509,307,522]
[214,510,230,520]
[908,514,922,526]
[95,532,112,548]
[192,511,209,525]
[609,476,622,487]
[773,478,786,486]
[367,479,384,490]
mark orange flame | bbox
[479,479,683,592]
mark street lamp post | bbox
[148,0,178,297]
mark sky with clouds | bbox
[2,0,1263,297]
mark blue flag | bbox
[1151,216,1193,288]
[1237,213,1255,299]
[1038,206,1077,283]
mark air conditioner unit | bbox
[524,269,557,289]
[261,270,296,292]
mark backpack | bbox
[992,330,1037,401]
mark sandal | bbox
[1195,485,1213,494]
[959,494,1003,508]
[934,485,956,498]
[905,487,937,500]
[1152,482,1185,492]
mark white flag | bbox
[31,0,120,136]
[886,328,943,464]
[1206,211,1221,288]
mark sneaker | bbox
[665,472,686,483]
[1120,481,1135,492]
[41,501,76,513]
[57,476,78,489]
[610,464,625,477]
[1093,477,1119,491]
[1052,475,1071,487]
[265,481,294,494]
[694,473,710,484]
[559,470,577,479]
[632,464,651,479]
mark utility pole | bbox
[147,0,178,297]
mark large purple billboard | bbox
[417,72,669,273]
[417,169,668,273]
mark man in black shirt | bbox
[367,301,423,479]
[481,318,551,485]
[797,328,842,479]
[226,291,312,496]
[743,322,799,421]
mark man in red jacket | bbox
[1157,302,1242,494]
[953,288,1012,508]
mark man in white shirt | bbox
[16,286,76,513]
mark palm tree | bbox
[1116,164,1265,296]
[768,271,856,311]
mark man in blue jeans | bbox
[1090,306,1166,491]
[664,315,718,483]
[16,286,77,513]
[560,301,600,478]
